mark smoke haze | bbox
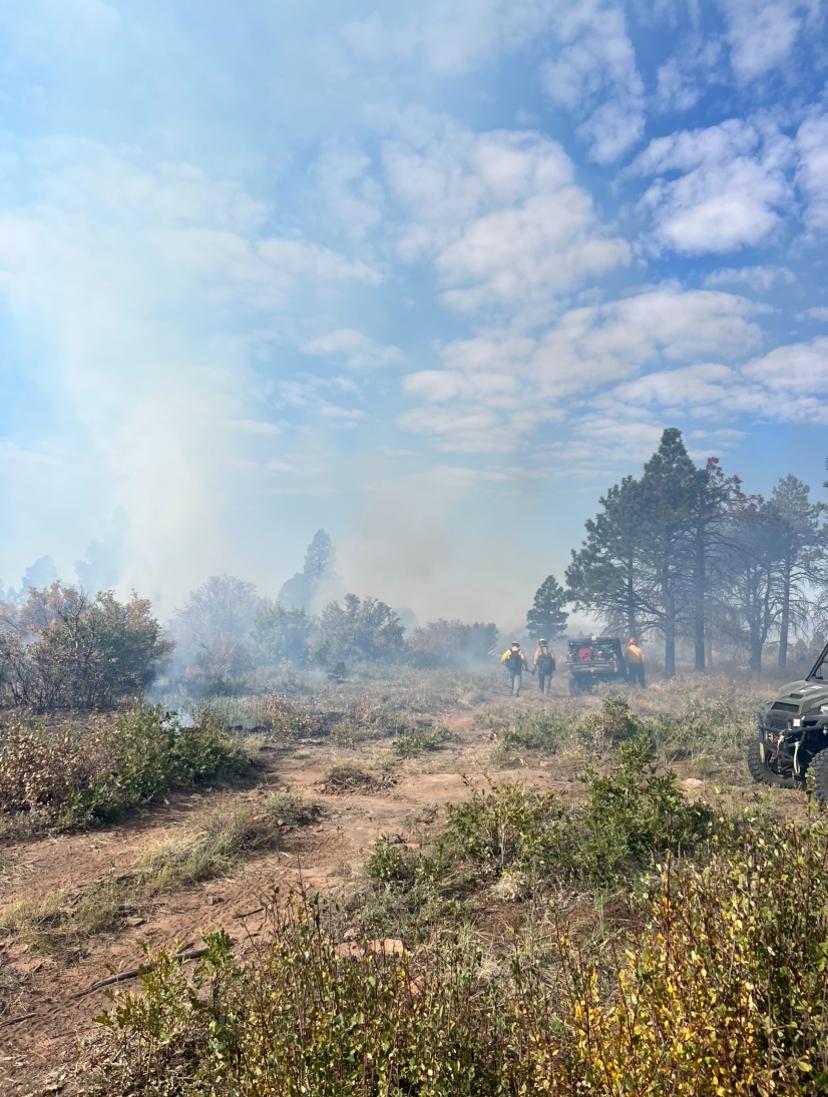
[2,2,827,630]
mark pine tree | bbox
[716,498,784,672]
[566,476,648,639]
[279,529,341,612]
[767,476,826,668]
[304,530,334,578]
[686,458,746,672]
[636,428,700,678]
[526,575,569,640]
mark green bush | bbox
[0,706,249,830]
[443,783,567,879]
[87,819,828,1095]
[363,741,715,933]
[392,725,453,758]
[572,737,715,885]
[365,836,426,890]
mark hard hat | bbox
[539,638,547,643]
[511,641,519,647]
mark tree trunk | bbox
[749,637,763,672]
[694,529,706,672]
[626,558,636,639]
[778,560,791,669]
[662,564,676,679]
[664,622,676,678]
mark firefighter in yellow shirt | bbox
[625,637,645,687]
[532,639,556,694]
[500,641,528,696]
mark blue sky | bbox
[1,0,827,626]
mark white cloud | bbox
[796,110,828,232]
[397,406,517,453]
[257,239,381,284]
[601,338,828,427]
[703,265,796,292]
[801,306,828,321]
[720,0,820,82]
[542,0,645,162]
[342,1,557,76]
[741,337,828,395]
[231,418,282,437]
[655,38,725,113]
[311,141,383,239]
[383,116,630,315]
[399,287,762,453]
[632,118,792,254]
[403,368,519,404]
[303,328,403,370]
[612,362,738,408]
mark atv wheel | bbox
[810,749,828,804]
[747,738,797,789]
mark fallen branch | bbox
[71,943,220,1000]
[0,1010,37,1030]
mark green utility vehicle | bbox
[566,637,627,693]
[748,641,828,801]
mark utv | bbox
[748,640,828,801]
[567,637,627,694]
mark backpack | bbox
[507,650,523,671]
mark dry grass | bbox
[0,795,322,957]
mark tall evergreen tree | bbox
[526,575,569,640]
[716,499,784,672]
[687,458,746,672]
[767,476,826,668]
[279,529,341,612]
[566,476,647,639]
[635,429,700,678]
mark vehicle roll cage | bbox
[807,640,828,682]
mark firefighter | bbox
[500,641,527,696]
[625,637,645,687]
[533,639,556,694]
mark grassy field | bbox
[1,666,821,1095]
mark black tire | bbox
[810,749,828,804]
[747,738,797,789]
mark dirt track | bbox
[0,702,580,1094]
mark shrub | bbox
[264,788,323,827]
[573,737,715,886]
[312,594,405,667]
[443,783,568,880]
[0,584,171,712]
[87,821,828,1095]
[392,725,453,757]
[365,835,421,887]
[0,706,249,830]
[321,765,396,795]
[364,741,715,928]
